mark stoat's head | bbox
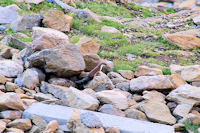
[99,62,112,72]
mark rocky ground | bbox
[0,0,200,133]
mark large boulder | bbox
[76,37,100,55]
[40,82,99,110]
[10,14,43,32]
[96,90,128,110]
[139,100,176,125]
[166,84,200,105]
[164,34,200,50]
[0,60,23,78]
[27,44,85,78]
[43,9,73,32]
[0,6,18,24]
[134,65,163,77]
[0,93,25,110]
[32,27,70,51]
[84,72,114,92]
[170,64,200,82]
[130,75,173,92]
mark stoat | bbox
[75,62,107,85]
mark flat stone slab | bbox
[22,103,174,133]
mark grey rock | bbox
[2,35,27,49]
[14,77,23,87]
[12,47,33,63]
[27,44,85,78]
[48,77,75,88]
[10,14,43,32]
[193,16,200,25]
[0,60,23,78]
[22,103,175,133]
[115,82,130,91]
[0,26,6,31]
[80,112,103,128]
[22,69,39,89]
[98,104,125,117]
[40,82,99,110]
[0,6,18,24]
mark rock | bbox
[27,44,85,77]
[0,47,13,59]
[12,47,33,63]
[85,72,114,92]
[193,16,200,25]
[98,104,125,117]
[170,64,200,82]
[178,0,196,9]
[134,65,163,77]
[32,27,70,51]
[0,6,18,24]
[43,120,59,133]
[43,9,73,32]
[130,75,173,92]
[115,82,130,91]
[0,74,6,84]
[2,35,27,49]
[0,85,5,91]
[103,60,113,72]
[164,34,200,50]
[82,88,96,98]
[167,84,200,105]
[139,101,176,125]
[83,54,101,72]
[14,78,23,87]
[48,77,75,88]
[10,14,43,32]
[84,8,102,22]
[80,112,103,128]
[67,109,105,133]
[40,82,99,110]
[0,93,25,110]
[31,115,47,130]
[173,104,193,118]
[5,82,18,91]
[7,119,32,131]
[33,93,57,101]
[28,125,41,133]
[142,90,165,103]
[192,81,200,87]
[22,69,39,89]
[0,60,23,77]
[117,70,134,80]
[173,123,184,131]
[0,120,6,133]
[126,53,137,61]
[111,78,128,85]
[6,128,24,133]
[101,26,120,33]
[0,25,6,31]
[179,113,200,125]
[0,110,22,120]
[107,72,123,79]
[23,103,175,133]
[169,73,187,89]
[125,108,147,121]
[96,90,128,110]
[105,127,120,133]
[76,36,100,55]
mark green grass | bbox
[183,121,200,133]
[75,1,133,18]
